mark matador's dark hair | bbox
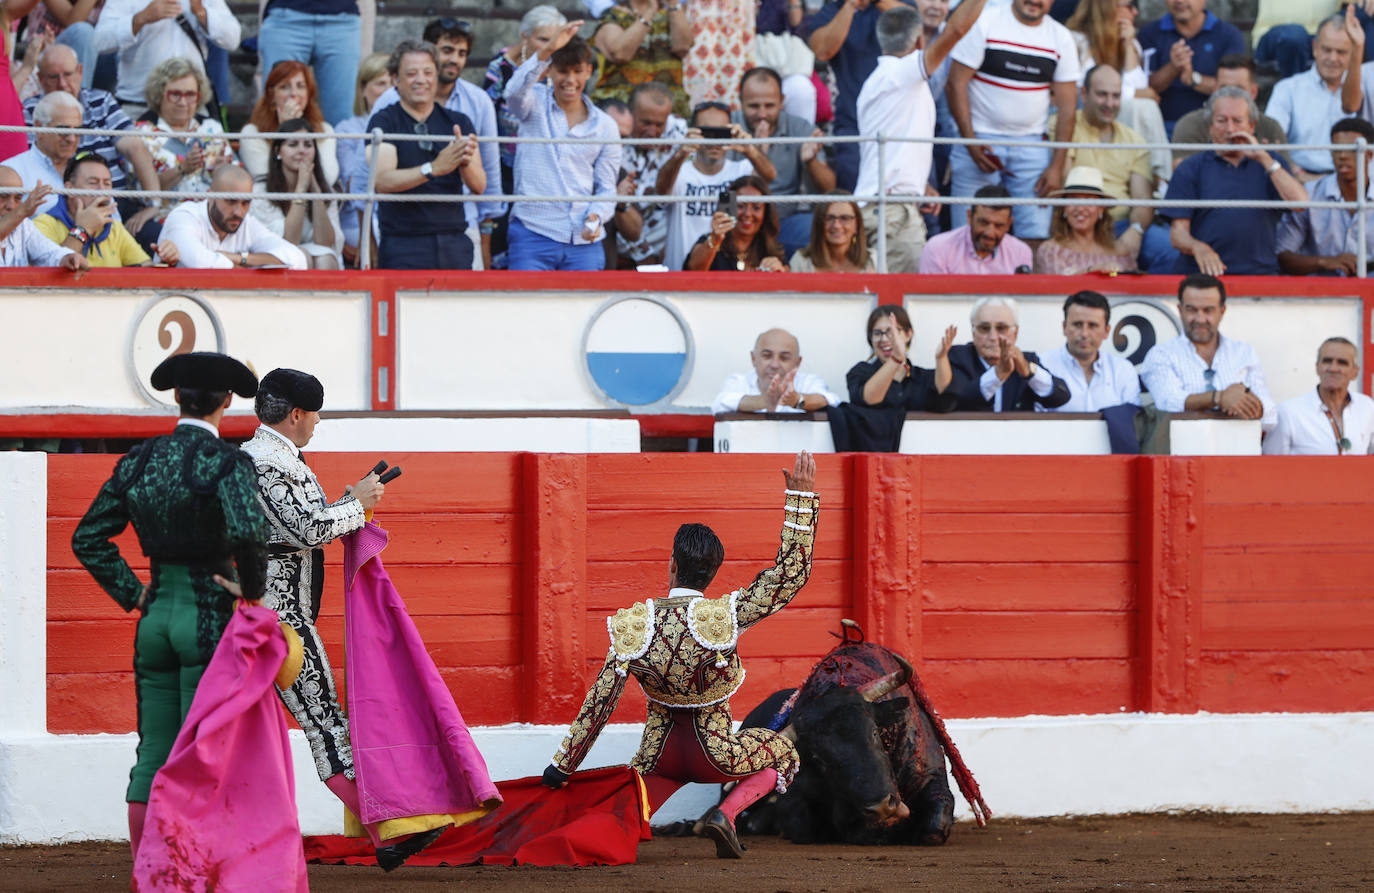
[177,388,229,418]
[672,523,724,590]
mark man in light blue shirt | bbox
[1266,13,1359,177]
[1278,117,1374,276]
[370,19,505,268]
[1038,290,1141,413]
[504,27,623,271]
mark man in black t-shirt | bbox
[368,40,486,270]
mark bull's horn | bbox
[857,654,913,702]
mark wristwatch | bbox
[1266,159,1282,174]
[238,251,249,267]
[1129,221,1145,235]
[1191,70,1203,87]
[420,161,435,179]
[795,393,805,409]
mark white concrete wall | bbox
[308,417,641,453]
[5,714,1374,843]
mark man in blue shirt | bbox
[1162,86,1308,276]
[368,41,486,270]
[1277,117,1374,276]
[505,25,623,271]
[801,0,916,191]
[1139,0,1245,131]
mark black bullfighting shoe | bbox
[375,825,447,872]
[701,807,745,859]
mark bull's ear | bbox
[873,697,910,727]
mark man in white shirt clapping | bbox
[1264,337,1374,455]
[711,328,842,414]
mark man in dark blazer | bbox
[945,297,1071,411]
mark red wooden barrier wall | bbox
[46,453,1374,734]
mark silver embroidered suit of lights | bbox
[552,488,820,789]
[241,427,367,781]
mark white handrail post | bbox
[1359,137,1368,280]
[360,128,383,270]
[876,134,888,274]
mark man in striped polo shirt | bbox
[946,0,1078,245]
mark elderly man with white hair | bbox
[0,167,89,272]
[3,91,85,217]
[944,296,1070,412]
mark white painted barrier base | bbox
[4,712,1372,844]
[309,417,642,453]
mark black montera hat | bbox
[259,368,325,412]
[150,351,258,397]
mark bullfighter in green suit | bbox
[71,351,269,860]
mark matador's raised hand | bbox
[783,450,816,492]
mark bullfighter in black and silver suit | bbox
[240,371,385,799]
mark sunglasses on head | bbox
[434,17,472,33]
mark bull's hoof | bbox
[701,808,745,859]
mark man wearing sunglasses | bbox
[370,18,504,269]
[3,91,85,217]
[369,40,485,269]
[1140,273,1276,431]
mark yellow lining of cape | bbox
[344,799,501,841]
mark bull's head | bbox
[781,658,915,834]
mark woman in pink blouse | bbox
[1035,165,1143,276]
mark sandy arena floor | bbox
[5,812,1373,892]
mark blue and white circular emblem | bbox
[582,295,695,408]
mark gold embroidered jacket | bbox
[553,488,820,781]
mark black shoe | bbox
[375,825,446,872]
[700,807,744,859]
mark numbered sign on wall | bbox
[128,294,225,406]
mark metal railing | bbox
[0,125,1363,275]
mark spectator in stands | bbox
[1065,0,1170,183]
[35,152,178,265]
[372,19,504,269]
[256,0,363,126]
[0,4,30,163]
[803,0,913,191]
[946,297,1070,412]
[857,1,984,273]
[598,98,632,137]
[847,303,956,411]
[370,40,484,270]
[1138,0,1245,133]
[790,193,873,272]
[18,1,103,92]
[1264,336,1374,455]
[506,32,622,271]
[614,81,686,268]
[160,164,307,268]
[334,51,390,266]
[1171,55,1288,169]
[486,6,567,190]
[95,0,241,112]
[1038,290,1140,412]
[711,327,843,413]
[1058,64,1168,270]
[1340,5,1374,128]
[240,61,338,188]
[658,101,775,271]
[4,90,81,216]
[0,166,88,269]
[755,0,813,122]
[1278,118,1374,277]
[733,66,836,257]
[920,185,1033,275]
[1035,165,1140,274]
[250,118,342,269]
[134,58,237,212]
[1140,273,1275,430]
[592,0,692,117]
[23,44,162,241]
[1267,12,1360,180]
[683,173,786,271]
[948,0,1080,244]
[1162,86,1308,276]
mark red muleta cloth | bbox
[340,521,502,828]
[304,765,651,867]
[133,604,306,892]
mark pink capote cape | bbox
[133,604,306,893]
[343,521,502,826]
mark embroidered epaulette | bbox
[108,439,155,495]
[607,600,655,676]
[687,592,740,667]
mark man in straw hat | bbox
[72,351,269,861]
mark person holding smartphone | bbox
[656,100,776,270]
[683,174,787,271]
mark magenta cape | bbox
[133,604,306,892]
[343,521,502,825]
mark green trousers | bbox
[127,564,225,802]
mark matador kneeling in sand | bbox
[543,451,819,858]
